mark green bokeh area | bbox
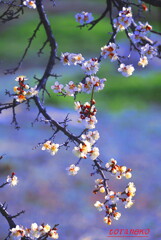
[0,3,161,111]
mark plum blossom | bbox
[51,81,64,93]
[103,216,112,225]
[101,42,118,61]
[105,191,120,204]
[82,76,106,93]
[42,141,59,156]
[66,164,80,176]
[23,0,36,9]
[141,43,157,59]
[94,201,105,211]
[89,147,100,160]
[11,223,59,239]
[129,22,152,43]
[7,173,18,186]
[64,81,79,96]
[75,11,94,25]
[85,115,98,129]
[138,56,148,67]
[118,63,135,77]
[81,130,100,145]
[82,58,99,75]
[113,7,133,31]
[73,141,91,159]
[61,52,84,65]
[113,212,121,220]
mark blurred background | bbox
[0,0,161,239]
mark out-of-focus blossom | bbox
[138,56,148,67]
[23,0,36,9]
[141,44,157,59]
[7,173,18,186]
[118,63,134,77]
[66,164,80,176]
[82,58,99,75]
[75,11,94,25]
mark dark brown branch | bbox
[33,96,81,144]
[142,0,161,7]
[36,0,57,90]
[0,202,16,229]
[88,0,110,30]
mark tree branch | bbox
[36,0,57,90]
[142,0,161,7]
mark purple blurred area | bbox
[0,104,161,239]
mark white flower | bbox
[101,42,118,61]
[124,197,134,208]
[94,201,105,211]
[74,101,81,112]
[75,11,94,25]
[43,224,51,233]
[125,182,136,197]
[125,172,132,179]
[42,141,52,151]
[49,230,59,239]
[7,173,18,186]
[103,216,112,225]
[89,147,100,160]
[73,141,91,159]
[81,130,100,145]
[61,52,84,66]
[82,76,106,93]
[23,0,36,9]
[15,94,26,103]
[68,53,84,65]
[26,85,38,97]
[15,75,28,81]
[66,164,80,176]
[85,116,97,129]
[113,212,121,220]
[105,191,119,204]
[64,81,78,96]
[138,56,148,67]
[113,13,132,32]
[10,225,25,237]
[51,81,64,93]
[31,223,38,231]
[82,58,99,75]
[118,63,134,77]
[119,7,132,17]
[141,44,157,59]
[50,143,59,156]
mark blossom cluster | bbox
[11,223,58,239]
[6,172,18,186]
[74,100,97,129]
[94,180,136,224]
[23,0,36,9]
[101,42,118,62]
[92,156,136,225]
[105,158,132,179]
[51,76,106,97]
[14,76,38,102]
[75,11,94,25]
[73,128,99,160]
[129,22,152,44]
[113,7,133,31]
[42,141,59,156]
[61,52,100,76]
[66,131,100,176]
